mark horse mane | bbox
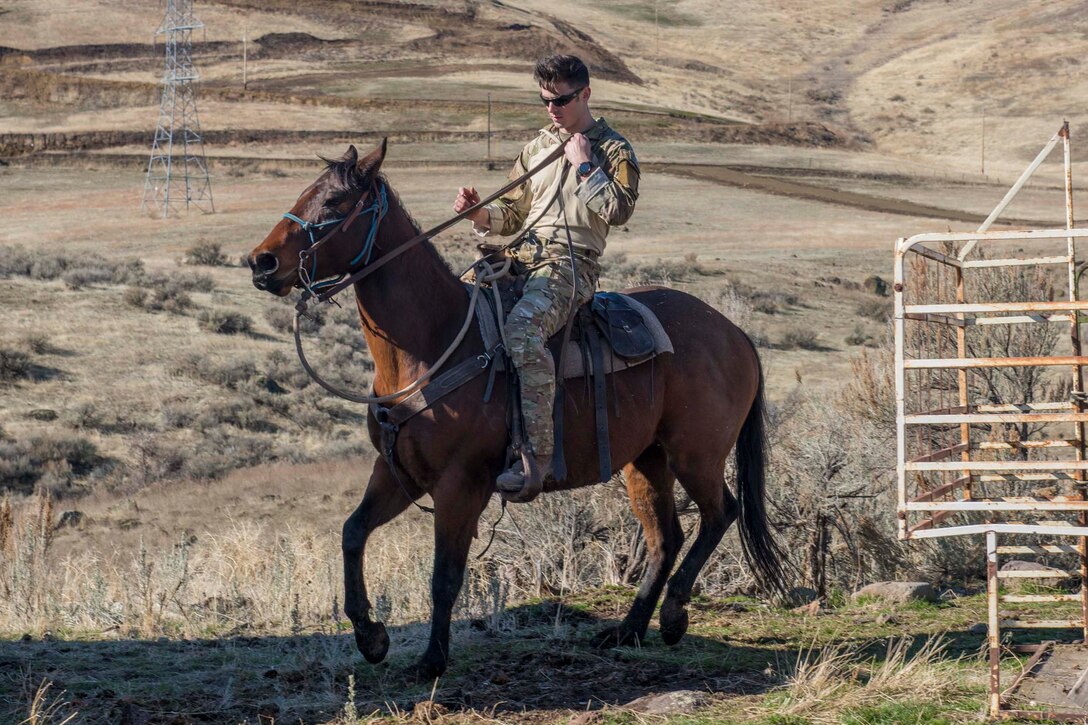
[319,151,369,196]
[318,151,423,234]
[317,148,469,281]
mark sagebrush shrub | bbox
[123,285,192,313]
[184,240,231,267]
[198,308,253,335]
[265,350,311,389]
[0,245,35,277]
[173,355,262,390]
[844,324,873,346]
[62,266,115,289]
[30,257,67,280]
[122,287,148,308]
[600,252,694,287]
[195,397,278,433]
[184,272,216,293]
[782,327,821,350]
[28,434,102,477]
[21,333,52,355]
[856,298,891,321]
[0,247,145,287]
[180,429,275,480]
[0,433,105,492]
[0,348,31,382]
[265,303,324,334]
[63,402,102,430]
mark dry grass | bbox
[0,478,994,723]
[0,481,646,638]
[19,679,76,725]
[0,159,919,493]
[766,636,979,723]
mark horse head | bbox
[248,139,388,296]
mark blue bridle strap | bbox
[282,184,389,291]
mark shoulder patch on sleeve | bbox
[602,138,639,173]
[613,158,638,188]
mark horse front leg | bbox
[412,472,491,679]
[343,457,422,663]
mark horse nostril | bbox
[254,253,279,275]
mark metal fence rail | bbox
[895,129,1088,541]
[895,122,1088,719]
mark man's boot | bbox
[496,446,551,503]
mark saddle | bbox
[473,276,673,500]
[362,272,673,508]
[474,279,672,379]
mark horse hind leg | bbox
[343,457,422,664]
[659,457,738,646]
[594,443,683,648]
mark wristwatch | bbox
[577,161,595,179]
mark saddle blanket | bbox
[474,290,674,379]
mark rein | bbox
[304,140,568,305]
[293,258,509,405]
[290,139,569,406]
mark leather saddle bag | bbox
[591,291,656,361]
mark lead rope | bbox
[475,498,506,560]
[293,258,509,405]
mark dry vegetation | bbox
[2,0,1086,721]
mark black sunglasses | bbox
[539,87,585,107]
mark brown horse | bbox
[247,140,787,678]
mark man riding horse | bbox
[453,54,640,499]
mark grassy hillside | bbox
[3,0,1086,176]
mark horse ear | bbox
[344,144,358,165]
[356,138,387,177]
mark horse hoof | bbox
[355,620,389,664]
[659,599,689,646]
[591,625,641,649]
[403,657,446,682]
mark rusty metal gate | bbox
[895,122,1088,720]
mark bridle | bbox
[282,180,389,295]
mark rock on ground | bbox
[852,581,938,603]
[624,690,708,715]
[999,559,1071,592]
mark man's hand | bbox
[564,133,592,167]
[454,186,489,227]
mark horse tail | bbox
[734,341,790,598]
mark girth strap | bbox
[586,327,612,482]
[369,404,434,514]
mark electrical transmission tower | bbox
[142,0,214,217]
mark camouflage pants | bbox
[504,251,598,464]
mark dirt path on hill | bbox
[5,145,1045,225]
[649,162,1044,226]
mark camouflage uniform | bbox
[475,118,639,473]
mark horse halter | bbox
[283,180,389,294]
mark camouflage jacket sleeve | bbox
[575,140,640,226]
[474,147,535,237]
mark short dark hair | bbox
[533,55,590,91]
